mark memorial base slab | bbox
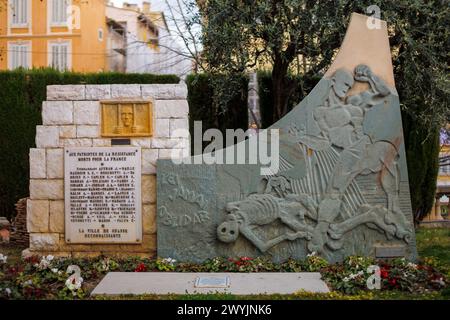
[91,272,330,295]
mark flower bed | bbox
[0,252,448,300]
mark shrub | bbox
[186,73,249,155]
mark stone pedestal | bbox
[26,84,190,258]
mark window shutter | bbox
[52,45,58,69]
[21,0,27,24]
[61,45,67,70]
[52,0,57,24]
[52,0,68,24]
[11,0,28,25]
[11,45,17,69]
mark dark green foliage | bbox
[186,73,249,155]
[0,68,179,220]
[403,114,440,222]
[258,71,320,129]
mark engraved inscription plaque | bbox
[194,276,230,288]
[101,101,153,137]
[375,245,406,258]
[64,147,142,243]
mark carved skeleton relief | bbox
[217,65,412,255]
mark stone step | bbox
[91,272,330,296]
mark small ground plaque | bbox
[64,147,141,244]
[194,276,230,288]
[375,245,406,258]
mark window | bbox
[51,0,68,25]
[98,28,103,41]
[49,42,70,71]
[10,0,29,26]
[8,42,30,69]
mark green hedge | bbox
[186,73,249,155]
[0,68,179,220]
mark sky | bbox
[109,0,171,11]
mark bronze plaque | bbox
[101,101,153,137]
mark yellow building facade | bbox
[0,0,107,72]
[425,126,450,221]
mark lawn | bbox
[1,227,449,300]
[416,228,450,266]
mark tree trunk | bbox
[272,57,295,123]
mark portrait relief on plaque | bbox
[101,101,153,137]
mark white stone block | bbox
[30,179,64,200]
[74,101,100,125]
[141,84,188,100]
[46,149,64,179]
[42,101,73,125]
[154,100,189,118]
[142,149,158,174]
[86,85,111,100]
[36,126,59,148]
[49,200,64,233]
[152,138,187,149]
[142,175,156,204]
[77,125,99,138]
[47,85,85,101]
[59,126,77,138]
[142,204,156,234]
[159,148,185,159]
[30,149,46,179]
[93,139,111,147]
[170,118,190,138]
[29,233,59,251]
[27,199,49,233]
[155,118,170,137]
[60,138,93,147]
[131,138,152,148]
[111,84,141,98]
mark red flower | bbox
[134,263,147,272]
[380,268,389,279]
[241,257,252,261]
[389,278,397,286]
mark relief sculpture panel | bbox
[101,101,153,137]
[157,14,417,263]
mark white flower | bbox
[65,276,83,291]
[23,280,33,286]
[0,253,7,264]
[407,262,417,269]
[37,255,55,269]
[51,268,59,273]
[432,277,445,286]
[162,257,177,266]
[4,288,12,296]
[346,271,365,281]
[343,277,350,282]
[307,252,317,258]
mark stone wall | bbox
[26,84,190,258]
